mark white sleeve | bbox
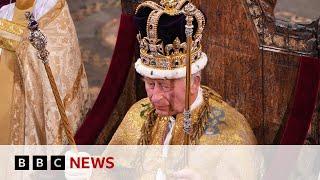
[33,0,58,20]
[0,0,59,21]
[0,3,14,20]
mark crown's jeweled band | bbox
[139,46,202,70]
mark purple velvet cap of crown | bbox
[133,4,200,46]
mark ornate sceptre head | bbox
[134,0,206,144]
[25,12,50,64]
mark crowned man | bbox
[109,0,257,145]
[0,0,89,144]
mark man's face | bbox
[143,76,200,116]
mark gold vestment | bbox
[110,86,257,145]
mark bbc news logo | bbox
[15,155,115,170]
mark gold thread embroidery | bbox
[138,86,215,145]
[55,60,85,144]
[38,0,66,28]
[0,19,25,36]
[0,36,18,52]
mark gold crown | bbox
[135,0,205,70]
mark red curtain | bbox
[280,56,320,144]
[264,57,319,178]
[75,14,137,144]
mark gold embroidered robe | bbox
[0,0,89,144]
[109,86,257,145]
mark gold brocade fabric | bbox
[0,4,34,144]
[109,86,257,145]
[0,0,89,144]
[0,4,28,51]
[0,51,15,144]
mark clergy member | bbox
[0,0,89,144]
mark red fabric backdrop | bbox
[280,56,320,144]
[75,13,137,144]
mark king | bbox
[109,0,257,145]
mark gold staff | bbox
[182,2,196,169]
[183,2,195,146]
[25,12,77,149]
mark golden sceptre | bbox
[25,12,77,149]
[183,2,196,169]
[183,2,195,146]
